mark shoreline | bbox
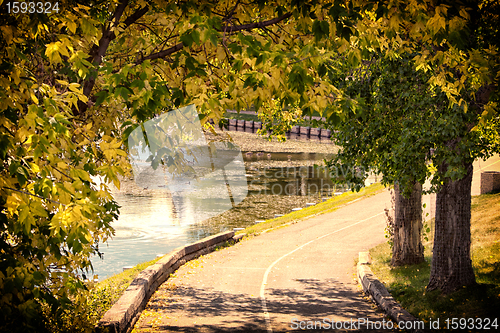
[225,130,337,154]
[112,130,339,196]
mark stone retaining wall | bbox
[357,252,426,332]
[96,231,244,333]
[224,119,332,140]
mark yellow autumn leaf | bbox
[67,21,77,34]
[4,193,22,216]
[57,161,68,170]
[30,92,39,104]
[45,42,63,63]
[0,26,14,44]
[28,162,40,173]
[30,201,48,218]
[69,83,81,93]
[78,93,88,103]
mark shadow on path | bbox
[137,278,391,332]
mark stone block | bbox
[358,251,371,265]
[480,171,500,194]
[310,128,320,137]
[299,126,310,136]
[320,128,331,138]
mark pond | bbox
[90,151,352,280]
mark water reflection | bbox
[92,154,344,280]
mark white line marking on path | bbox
[259,211,384,333]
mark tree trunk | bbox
[391,182,425,266]
[427,161,476,294]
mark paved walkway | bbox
[133,190,392,332]
[132,156,500,333]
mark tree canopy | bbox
[1,0,498,331]
[0,1,352,330]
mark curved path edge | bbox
[96,231,244,333]
[357,252,428,333]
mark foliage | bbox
[0,3,126,332]
[257,99,302,141]
[327,52,498,195]
[0,0,379,330]
[322,0,498,292]
[323,0,499,192]
[1,0,499,330]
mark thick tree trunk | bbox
[391,182,425,266]
[427,161,476,294]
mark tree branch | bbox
[77,2,149,117]
[139,42,184,63]
[3,187,63,206]
[138,12,293,64]
[220,12,292,34]
[123,4,150,27]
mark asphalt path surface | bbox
[132,155,500,333]
[133,190,393,332]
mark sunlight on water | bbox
[91,153,349,280]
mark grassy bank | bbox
[369,192,500,325]
[90,183,385,324]
[87,257,161,325]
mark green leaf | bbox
[122,123,139,142]
[180,34,193,47]
[54,113,71,125]
[191,30,200,45]
[131,79,145,90]
[228,43,242,54]
[185,56,197,70]
[95,91,108,106]
[209,32,218,47]
[120,87,132,101]
[312,20,330,41]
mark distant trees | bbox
[327,54,433,267]
[324,0,499,293]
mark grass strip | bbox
[369,192,500,325]
[87,257,161,324]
